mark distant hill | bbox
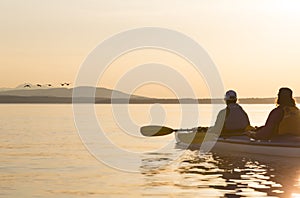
[0,86,149,99]
[0,86,298,104]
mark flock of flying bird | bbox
[23,83,71,88]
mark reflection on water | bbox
[141,150,300,197]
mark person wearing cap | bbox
[208,90,251,136]
[248,87,300,140]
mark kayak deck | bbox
[175,131,300,157]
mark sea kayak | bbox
[175,131,300,158]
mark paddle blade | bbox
[140,125,174,137]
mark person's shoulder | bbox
[219,108,227,113]
[274,106,283,111]
[229,103,243,107]
[235,103,243,108]
[218,108,227,115]
[270,106,284,114]
[232,103,246,110]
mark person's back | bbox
[223,103,250,133]
[278,106,300,136]
[210,90,250,136]
[249,87,300,140]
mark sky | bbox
[1,0,300,98]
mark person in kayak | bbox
[207,90,251,137]
[248,87,300,140]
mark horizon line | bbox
[0,85,297,99]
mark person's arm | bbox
[251,107,283,140]
[208,109,226,135]
[244,109,251,127]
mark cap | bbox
[225,90,237,101]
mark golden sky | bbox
[1,0,300,98]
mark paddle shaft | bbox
[174,128,194,132]
[140,125,248,137]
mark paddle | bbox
[140,125,208,137]
[140,125,190,137]
[140,125,250,137]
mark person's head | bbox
[277,87,296,107]
[224,90,237,105]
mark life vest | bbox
[278,106,300,136]
[223,103,250,131]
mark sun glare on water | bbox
[292,193,300,198]
[291,175,300,197]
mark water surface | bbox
[0,104,299,197]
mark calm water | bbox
[0,104,299,198]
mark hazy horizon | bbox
[0,84,298,100]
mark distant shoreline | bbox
[0,95,279,104]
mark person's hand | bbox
[246,131,256,138]
[192,127,198,132]
[245,125,256,131]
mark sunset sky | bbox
[1,0,300,98]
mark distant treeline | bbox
[0,95,281,104]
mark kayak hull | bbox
[175,131,300,158]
